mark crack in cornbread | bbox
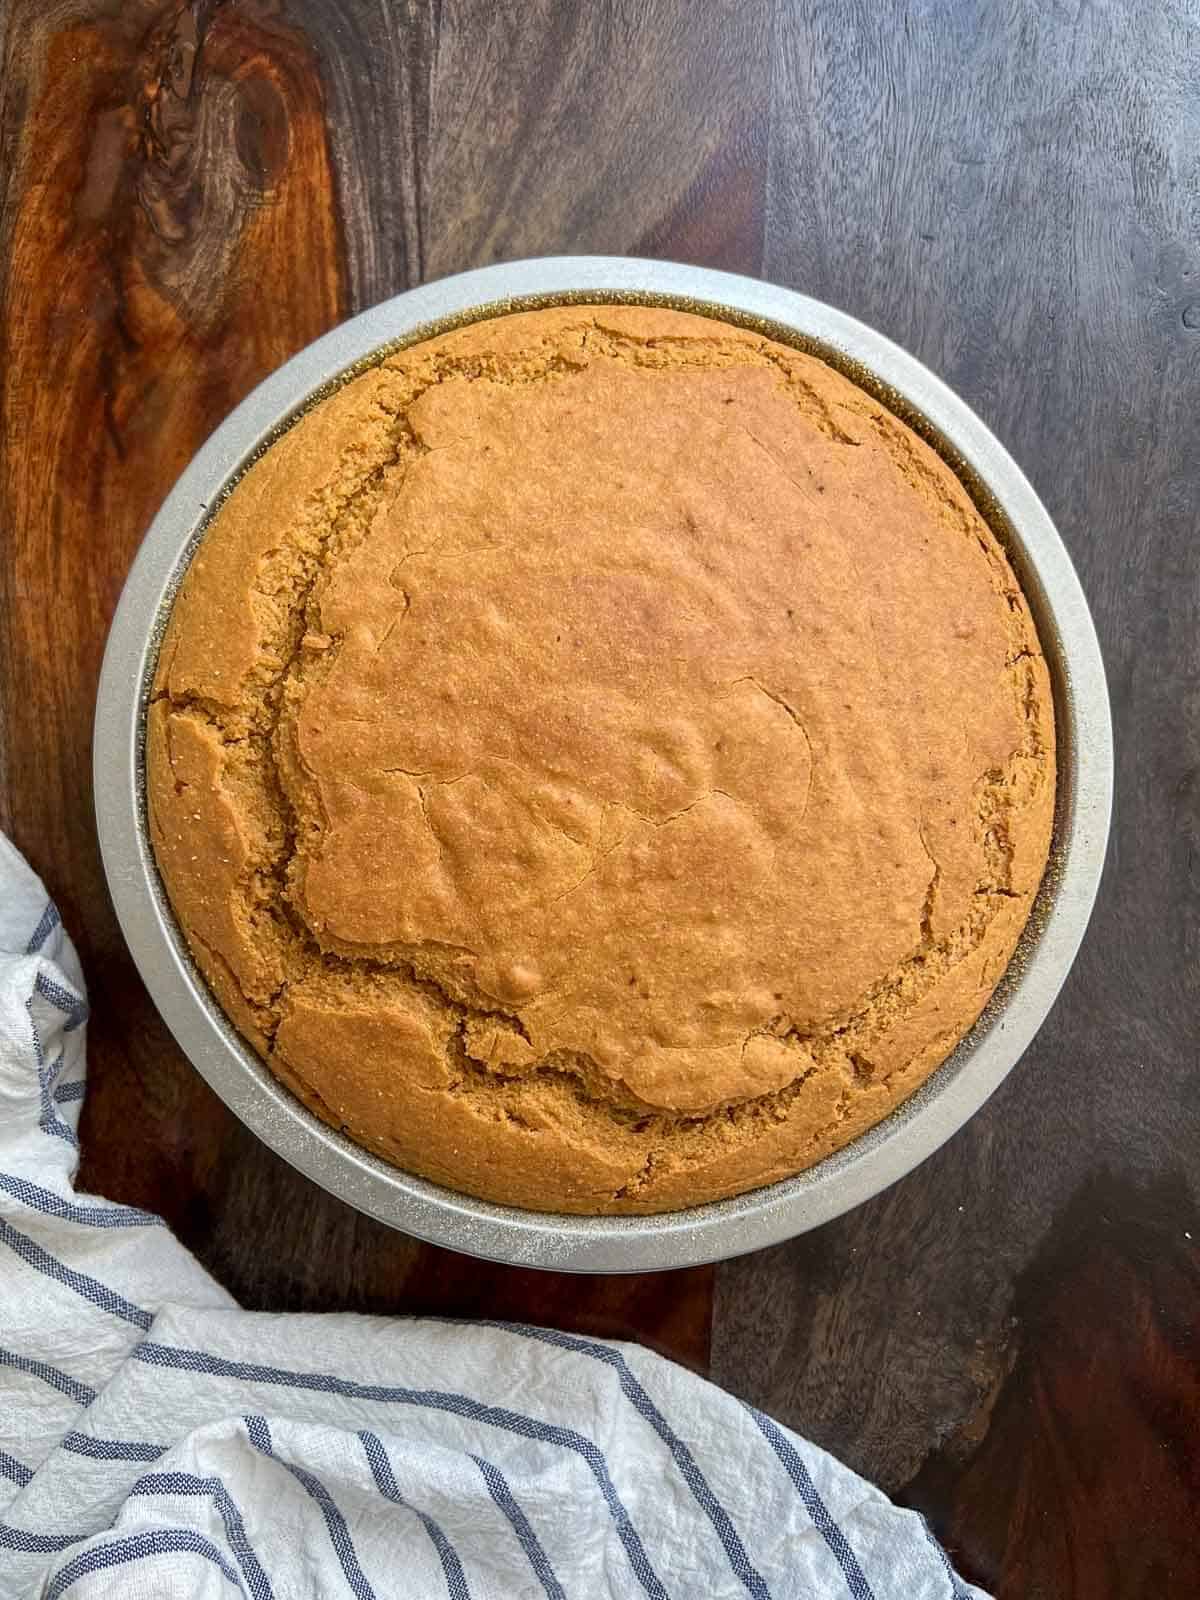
[147,305,1055,1213]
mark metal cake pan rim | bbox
[93,256,1113,1273]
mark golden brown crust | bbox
[148,304,1056,1213]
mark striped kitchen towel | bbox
[0,831,987,1599]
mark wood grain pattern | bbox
[713,5,1200,1596]
[422,0,771,277]
[0,0,346,1263]
[1,2,1196,1594]
[905,1175,1200,1595]
[291,0,434,303]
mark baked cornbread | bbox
[147,305,1055,1214]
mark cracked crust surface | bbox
[147,304,1055,1214]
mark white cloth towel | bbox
[0,832,986,1599]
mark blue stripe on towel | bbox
[473,1455,566,1600]
[486,1320,771,1598]
[134,1341,665,1599]
[0,1345,95,1406]
[747,1405,875,1600]
[0,1450,33,1487]
[0,1216,151,1329]
[26,1003,78,1151]
[131,1470,273,1600]
[44,1528,242,1599]
[0,1170,163,1230]
[62,1432,166,1462]
[33,971,89,1032]
[25,902,60,955]
[358,1430,471,1600]
[247,1415,376,1599]
[0,1523,85,1553]
[38,1057,79,1149]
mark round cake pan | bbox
[94,257,1112,1272]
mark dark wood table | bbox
[2,4,1196,1594]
